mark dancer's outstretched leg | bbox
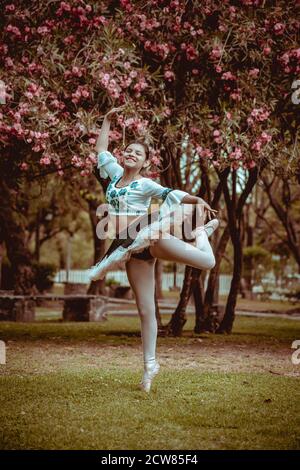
[125,256,160,392]
[149,230,216,271]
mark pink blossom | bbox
[93,16,107,27]
[37,26,51,36]
[20,162,29,171]
[199,148,213,159]
[27,82,43,97]
[260,132,272,143]
[263,46,271,56]
[57,1,71,15]
[163,108,172,117]
[221,71,236,80]
[87,153,97,164]
[250,107,270,123]
[230,89,242,101]
[274,23,285,35]
[251,140,262,152]
[164,70,175,81]
[5,4,16,12]
[229,147,243,160]
[210,47,222,60]
[120,0,133,12]
[72,66,83,77]
[278,48,300,74]
[0,44,8,55]
[151,156,161,165]
[40,156,51,165]
[72,155,84,168]
[71,86,90,104]
[185,45,198,61]
[129,70,138,78]
[5,25,22,38]
[5,57,14,68]
[219,24,228,33]
[63,35,75,45]
[108,129,122,141]
[249,68,260,79]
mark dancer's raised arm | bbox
[95,108,124,180]
[95,115,110,153]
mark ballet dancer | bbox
[88,107,219,392]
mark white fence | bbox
[54,270,232,295]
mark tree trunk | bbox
[217,228,243,333]
[0,179,36,294]
[166,265,193,336]
[86,198,107,295]
[216,166,260,334]
[241,203,254,298]
[193,271,206,333]
[35,209,41,262]
[263,175,300,271]
[0,241,4,289]
[201,226,230,332]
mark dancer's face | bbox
[124,143,149,173]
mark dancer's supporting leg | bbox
[149,230,216,270]
[125,256,160,391]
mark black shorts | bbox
[131,246,154,260]
[103,212,157,262]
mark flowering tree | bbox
[111,0,299,333]
[0,0,166,293]
[1,0,299,335]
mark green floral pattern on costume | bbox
[161,188,173,201]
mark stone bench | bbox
[0,294,109,322]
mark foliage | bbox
[0,257,57,292]
[105,277,121,286]
[1,0,299,182]
[242,244,272,284]
[32,261,57,292]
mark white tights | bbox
[125,230,215,365]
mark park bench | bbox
[0,293,197,322]
[0,293,110,322]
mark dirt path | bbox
[3,340,299,378]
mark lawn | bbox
[0,315,299,450]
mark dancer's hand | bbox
[196,199,218,221]
[105,105,126,122]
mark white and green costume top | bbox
[98,150,189,217]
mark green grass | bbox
[0,316,299,450]
[0,314,299,345]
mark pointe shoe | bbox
[139,361,160,393]
[87,260,103,282]
[191,218,219,239]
